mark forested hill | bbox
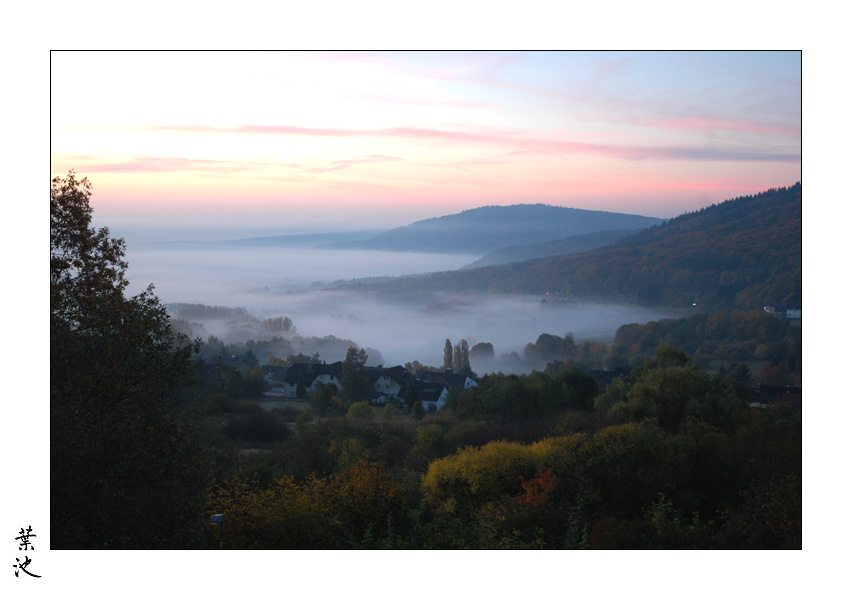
[340,184,802,311]
[463,228,641,268]
[324,204,663,254]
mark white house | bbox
[420,384,450,412]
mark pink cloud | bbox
[88,156,238,173]
[307,154,403,174]
[606,113,801,136]
[52,151,410,185]
[148,124,799,163]
[52,153,238,174]
[51,153,314,181]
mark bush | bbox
[271,405,303,422]
[347,401,376,421]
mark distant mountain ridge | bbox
[337,184,802,311]
[324,204,664,254]
[144,230,386,249]
[220,230,385,247]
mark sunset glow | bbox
[51,51,801,238]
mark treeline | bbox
[612,309,801,383]
[167,306,296,344]
[202,345,800,549]
[168,303,252,320]
[192,331,382,368]
[168,303,387,367]
[342,184,802,311]
[470,308,801,386]
[465,228,642,268]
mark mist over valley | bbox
[126,242,680,369]
[122,225,681,370]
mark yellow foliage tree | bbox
[204,460,406,549]
[422,437,571,514]
[204,475,341,549]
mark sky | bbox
[50,50,801,240]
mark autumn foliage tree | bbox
[204,461,405,549]
[515,468,557,508]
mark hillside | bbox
[463,228,641,268]
[338,184,802,311]
[324,204,663,254]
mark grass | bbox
[256,398,310,412]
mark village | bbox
[259,361,478,412]
[254,357,800,415]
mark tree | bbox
[412,401,425,420]
[528,333,564,362]
[653,344,690,368]
[279,352,322,366]
[242,349,259,367]
[470,342,495,363]
[341,346,371,406]
[51,171,127,327]
[310,381,339,417]
[381,403,399,421]
[574,340,610,369]
[458,339,470,373]
[402,374,422,409]
[443,339,454,370]
[449,339,471,373]
[245,364,269,397]
[627,363,742,432]
[262,315,295,333]
[51,171,207,548]
[346,401,376,421]
[555,366,599,411]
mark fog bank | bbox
[124,242,683,370]
[125,243,479,300]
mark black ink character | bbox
[13,556,41,578]
[16,526,36,551]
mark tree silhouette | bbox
[51,171,206,548]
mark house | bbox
[411,370,478,412]
[763,304,786,317]
[196,355,253,387]
[420,384,450,412]
[420,370,478,391]
[749,384,801,411]
[763,305,801,320]
[272,362,415,402]
[366,365,411,404]
[260,362,475,410]
[261,365,289,397]
[281,362,343,398]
